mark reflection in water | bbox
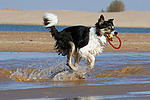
[18,91,150,100]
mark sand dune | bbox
[0,9,150,28]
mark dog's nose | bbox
[114,31,118,36]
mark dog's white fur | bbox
[79,27,107,69]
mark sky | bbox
[0,0,149,12]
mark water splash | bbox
[1,59,89,82]
[1,62,150,82]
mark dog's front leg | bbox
[66,42,78,71]
[88,54,95,69]
[83,53,95,70]
[89,55,95,69]
[82,52,95,70]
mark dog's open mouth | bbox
[107,31,118,41]
[104,33,114,41]
[108,34,114,41]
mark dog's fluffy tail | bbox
[43,13,59,38]
[43,13,69,56]
[43,13,58,27]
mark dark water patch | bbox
[0,24,68,32]
[116,27,150,33]
[0,24,150,33]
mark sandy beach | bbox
[0,31,149,52]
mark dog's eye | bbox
[108,26,111,29]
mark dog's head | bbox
[95,15,118,41]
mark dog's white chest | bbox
[79,27,107,56]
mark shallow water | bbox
[0,52,150,91]
[0,24,150,33]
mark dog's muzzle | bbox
[114,31,118,36]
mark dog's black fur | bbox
[44,15,110,56]
[45,25,90,56]
[43,14,117,71]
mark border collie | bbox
[43,13,118,71]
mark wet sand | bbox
[0,83,150,99]
[0,31,149,52]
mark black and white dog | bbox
[43,13,118,71]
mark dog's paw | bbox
[72,67,79,72]
[79,75,85,79]
[66,63,79,71]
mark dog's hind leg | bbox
[66,41,78,71]
[73,50,81,67]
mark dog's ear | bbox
[108,19,114,22]
[98,15,105,25]
[108,19,114,26]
